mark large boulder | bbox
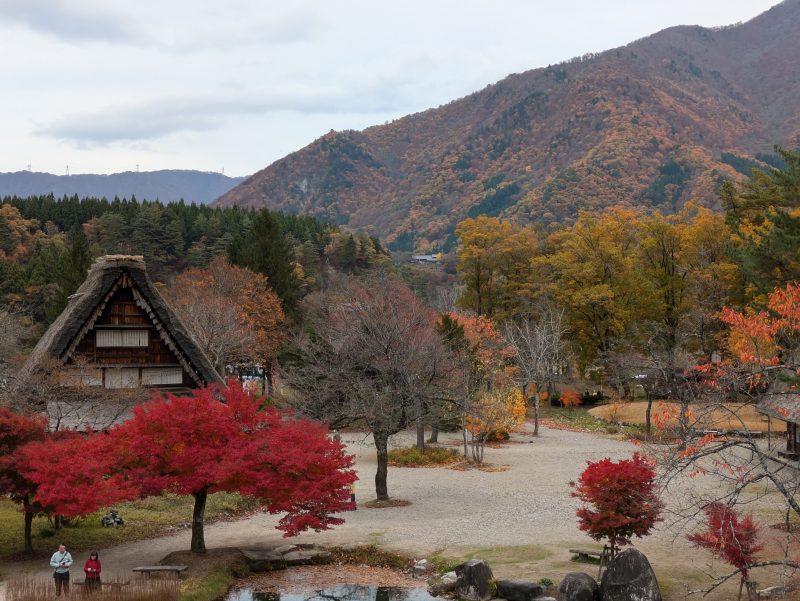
[496,580,545,601]
[455,559,494,601]
[557,572,600,601]
[600,548,662,601]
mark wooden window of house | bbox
[96,329,149,347]
[141,367,184,386]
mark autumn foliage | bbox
[111,382,356,552]
[721,281,800,366]
[688,503,763,590]
[571,453,663,555]
[0,407,48,553]
[8,382,356,554]
[560,388,582,409]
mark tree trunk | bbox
[374,431,390,501]
[191,488,209,554]
[461,413,469,458]
[678,401,690,451]
[428,425,439,443]
[416,416,425,452]
[265,362,274,396]
[644,392,653,437]
[533,392,541,436]
[23,495,34,554]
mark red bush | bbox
[571,452,663,555]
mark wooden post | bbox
[767,415,771,450]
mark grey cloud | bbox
[36,85,410,145]
[0,0,141,42]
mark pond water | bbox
[227,585,440,601]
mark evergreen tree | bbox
[48,226,92,322]
[229,210,299,316]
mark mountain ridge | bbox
[1,169,246,205]
[216,0,800,250]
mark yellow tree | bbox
[466,387,525,463]
[538,207,649,383]
[455,216,537,317]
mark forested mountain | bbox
[213,0,800,251]
[0,170,246,205]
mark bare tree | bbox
[284,273,454,501]
[502,304,566,435]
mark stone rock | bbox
[414,559,429,577]
[428,571,458,595]
[600,548,662,601]
[495,579,545,601]
[455,559,494,601]
[241,544,332,572]
[557,572,600,601]
[241,549,285,572]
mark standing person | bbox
[50,544,73,596]
[83,551,102,592]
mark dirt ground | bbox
[3,422,798,601]
[589,400,785,433]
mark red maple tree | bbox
[17,429,138,518]
[571,453,663,556]
[111,381,356,553]
[688,502,763,600]
[0,406,48,553]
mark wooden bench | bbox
[569,549,603,562]
[132,566,188,578]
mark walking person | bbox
[83,551,102,592]
[50,544,73,596]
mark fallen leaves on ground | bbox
[234,564,420,593]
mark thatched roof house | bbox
[19,255,223,395]
[757,393,800,461]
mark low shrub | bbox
[388,446,461,467]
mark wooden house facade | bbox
[19,255,223,393]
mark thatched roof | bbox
[18,255,223,388]
[757,393,800,425]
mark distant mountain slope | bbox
[0,170,246,205]
[213,0,800,251]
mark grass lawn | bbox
[0,492,258,560]
[588,401,784,433]
[539,406,643,436]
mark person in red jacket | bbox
[83,552,101,592]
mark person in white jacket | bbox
[50,544,73,596]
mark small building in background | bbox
[758,394,800,462]
[410,254,441,265]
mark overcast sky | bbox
[0,0,781,177]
